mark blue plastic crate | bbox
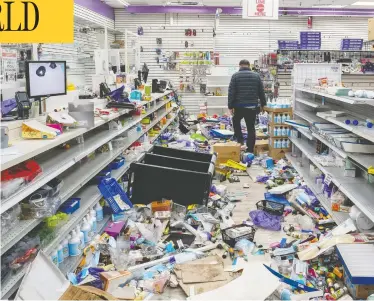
[111,157,125,170]
[98,178,133,213]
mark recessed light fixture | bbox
[116,0,130,6]
[312,4,347,7]
[351,1,374,5]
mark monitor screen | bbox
[26,61,67,98]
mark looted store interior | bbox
[1,0,374,300]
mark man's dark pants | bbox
[232,107,257,153]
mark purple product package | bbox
[104,221,126,238]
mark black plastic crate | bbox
[256,200,285,216]
[221,224,256,247]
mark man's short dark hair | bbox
[239,59,250,66]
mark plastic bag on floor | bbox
[249,210,282,231]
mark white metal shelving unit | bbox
[285,153,349,225]
[289,135,374,224]
[288,64,374,227]
[0,106,180,299]
[1,98,173,255]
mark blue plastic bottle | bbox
[274,139,280,149]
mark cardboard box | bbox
[344,268,374,299]
[269,148,288,160]
[59,285,116,300]
[213,142,241,164]
[369,18,374,41]
[100,271,132,293]
[254,140,269,155]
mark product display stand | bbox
[265,107,292,160]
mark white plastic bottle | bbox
[86,214,94,239]
[282,139,287,149]
[90,209,97,233]
[68,230,80,257]
[282,127,288,136]
[76,225,85,250]
[282,114,287,123]
[274,127,279,137]
[275,139,280,149]
[51,250,59,266]
[286,139,290,148]
[57,244,64,264]
[81,218,90,244]
[95,203,104,222]
[62,238,69,259]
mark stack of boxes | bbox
[299,31,321,50]
[340,39,363,51]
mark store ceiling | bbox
[102,0,374,7]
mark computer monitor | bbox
[25,61,67,98]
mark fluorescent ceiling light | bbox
[116,0,130,6]
[351,1,374,5]
[165,1,204,5]
[312,4,347,7]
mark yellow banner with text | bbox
[0,0,74,43]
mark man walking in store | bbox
[228,59,267,153]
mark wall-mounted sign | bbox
[242,0,279,20]
[1,49,18,83]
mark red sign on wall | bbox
[242,0,279,19]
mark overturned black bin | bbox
[151,146,216,164]
[128,147,216,206]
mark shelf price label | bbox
[324,173,333,186]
